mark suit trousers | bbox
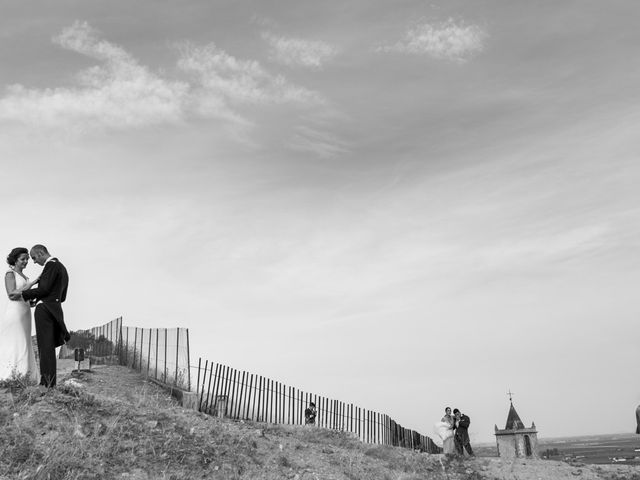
[34,305,58,387]
[454,431,474,456]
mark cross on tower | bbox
[507,389,514,403]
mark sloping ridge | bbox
[0,364,635,479]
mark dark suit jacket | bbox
[455,414,471,441]
[22,258,70,346]
[457,414,471,431]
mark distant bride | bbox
[0,247,39,382]
[434,406,456,455]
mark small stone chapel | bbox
[494,394,539,458]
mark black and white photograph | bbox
[1,1,639,478]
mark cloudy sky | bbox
[1,0,639,443]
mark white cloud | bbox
[0,21,189,130]
[262,32,338,69]
[177,42,323,108]
[0,22,324,134]
[378,18,486,62]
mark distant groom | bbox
[11,244,70,387]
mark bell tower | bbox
[494,391,539,458]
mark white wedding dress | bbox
[0,269,38,382]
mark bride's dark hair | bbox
[6,247,28,266]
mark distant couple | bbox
[1,245,70,388]
[435,407,474,456]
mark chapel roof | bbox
[505,401,526,430]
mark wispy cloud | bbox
[262,32,338,69]
[0,21,324,133]
[378,18,486,62]
[288,124,350,158]
[0,21,188,130]
[475,224,611,271]
[177,41,323,108]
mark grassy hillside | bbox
[1,365,638,480]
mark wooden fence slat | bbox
[267,379,273,423]
[153,329,158,379]
[274,382,278,424]
[199,360,208,411]
[246,373,254,420]
[286,386,291,424]
[184,329,191,390]
[263,378,268,423]
[202,361,211,413]
[220,365,229,417]
[256,377,263,422]
[233,368,241,418]
[225,365,234,416]
[230,368,238,418]
[131,328,138,370]
[165,329,169,383]
[263,376,269,423]
[226,365,234,417]
[349,403,353,433]
[280,384,284,424]
[260,378,265,423]
[374,412,377,444]
[238,371,246,420]
[138,328,144,373]
[173,328,177,386]
[273,381,279,423]
[229,368,240,418]
[209,363,220,414]
[204,362,214,414]
[283,384,287,424]
[144,328,150,377]
[226,367,234,418]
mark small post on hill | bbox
[74,348,85,373]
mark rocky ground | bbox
[1,363,639,480]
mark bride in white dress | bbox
[433,406,456,455]
[0,247,39,383]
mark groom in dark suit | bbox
[10,244,70,387]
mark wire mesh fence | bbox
[120,326,190,390]
[59,318,191,390]
[59,317,123,363]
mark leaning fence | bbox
[62,318,440,453]
[190,359,439,452]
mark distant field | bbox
[474,433,640,465]
[539,433,640,465]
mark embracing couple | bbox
[435,406,474,457]
[1,244,70,389]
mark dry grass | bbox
[1,366,638,480]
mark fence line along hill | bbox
[59,317,440,454]
[6,323,638,479]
